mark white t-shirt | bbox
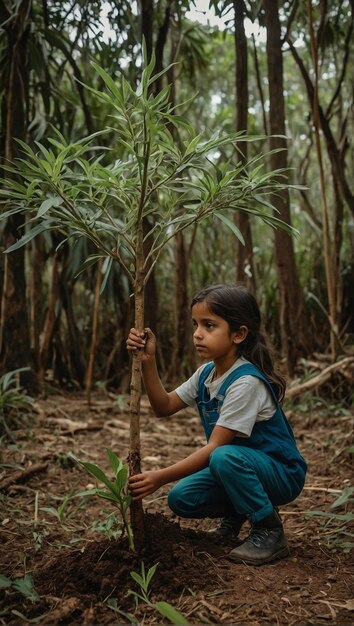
[175,357,276,437]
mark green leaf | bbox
[73,488,98,497]
[155,601,189,624]
[214,212,245,244]
[331,487,354,509]
[130,571,144,587]
[306,511,354,521]
[106,597,138,623]
[115,465,129,492]
[0,368,30,392]
[37,196,63,218]
[4,222,53,253]
[0,575,12,589]
[78,461,120,499]
[75,255,103,277]
[90,62,124,107]
[106,448,122,477]
[146,563,159,587]
[100,257,113,294]
[12,574,39,602]
[184,133,204,156]
[95,489,120,503]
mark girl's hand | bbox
[126,327,156,361]
[129,470,163,500]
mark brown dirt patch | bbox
[1,392,353,624]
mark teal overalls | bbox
[168,363,307,523]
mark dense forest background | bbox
[0,0,353,401]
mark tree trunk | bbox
[38,255,60,382]
[143,220,159,333]
[29,236,46,369]
[85,260,103,403]
[170,231,190,382]
[251,34,268,135]
[60,280,85,386]
[165,42,191,382]
[0,0,38,392]
[140,0,153,61]
[263,0,308,373]
[129,234,146,550]
[307,0,342,358]
[234,0,256,294]
[140,0,160,336]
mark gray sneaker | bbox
[209,515,247,539]
[228,526,289,565]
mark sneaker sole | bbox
[227,544,290,566]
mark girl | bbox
[126,284,307,565]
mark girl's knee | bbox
[168,483,189,517]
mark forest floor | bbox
[0,390,353,625]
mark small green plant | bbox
[0,368,34,439]
[129,561,158,605]
[32,530,49,552]
[76,448,134,550]
[128,562,189,625]
[40,491,78,527]
[306,486,354,552]
[0,573,39,602]
[106,597,138,624]
[92,513,123,540]
[38,485,88,530]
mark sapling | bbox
[128,562,189,625]
[76,448,134,550]
[0,44,299,549]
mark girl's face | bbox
[191,301,247,367]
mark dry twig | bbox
[286,357,354,400]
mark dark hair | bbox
[191,284,286,401]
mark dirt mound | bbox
[34,514,222,603]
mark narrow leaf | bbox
[4,222,52,253]
[155,601,189,625]
[106,448,122,477]
[214,212,245,244]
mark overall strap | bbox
[216,363,279,405]
[197,362,214,401]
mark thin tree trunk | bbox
[170,231,190,382]
[234,0,256,294]
[307,0,342,358]
[85,260,103,403]
[140,0,153,61]
[29,236,46,368]
[288,40,354,218]
[166,45,191,382]
[263,0,308,373]
[129,234,146,551]
[60,280,85,386]
[38,255,59,382]
[0,0,38,391]
[154,0,173,94]
[140,0,160,337]
[251,34,268,136]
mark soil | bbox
[1,392,353,625]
